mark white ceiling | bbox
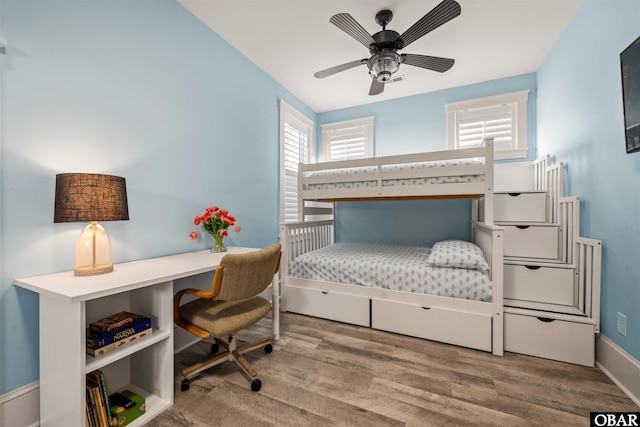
[178,0,583,113]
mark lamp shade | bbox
[54,173,129,223]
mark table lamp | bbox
[54,173,129,276]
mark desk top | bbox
[14,247,257,304]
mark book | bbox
[89,311,145,336]
[109,389,145,427]
[87,316,152,350]
[86,385,97,427]
[87,370,117,427]
[87,378,108,427]
[87,328,152,357]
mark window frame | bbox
[320,116,375,161]
[446,90,530,160]
[278,99,314,224]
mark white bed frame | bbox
[280,220,504,355]
[281,139,505,356]
[298,139,495,225]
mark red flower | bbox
[219,229,229,237]
[189,231,198,240]
[203,212,211,221]
[235,226,242,233]
[194,216,201,226]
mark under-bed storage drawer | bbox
[495,192,547,222]
[504,264,575,306]
[503,224,560,259]
[282,285,370,327]
[505,310,595,366]
[371,299,492,352]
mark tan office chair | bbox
[173,243,281,392]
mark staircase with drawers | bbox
[494,156,602,367]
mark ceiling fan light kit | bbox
[314,0,461,96]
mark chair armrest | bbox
[173,288,214,339]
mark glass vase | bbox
[211,233,227,253]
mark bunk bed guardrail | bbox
[533,155,563,223]
[559,196,580,264]
[298,139,495,224]
[576,237,602,332]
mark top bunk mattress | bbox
[288,242,492,302]
[303,157,484,192]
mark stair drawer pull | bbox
[536,317,555,323]
[508,192,522,197]
[516,225,530,230]
[525,265,541,270]
[421,306,431,310]
[321,291,328,295]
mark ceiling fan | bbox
[314,0,461,96]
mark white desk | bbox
[14,247,279,427]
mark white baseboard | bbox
[0,381,40,427]
[596,334,640,407]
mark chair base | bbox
[180,335,273,392]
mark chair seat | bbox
[180,296,271,338]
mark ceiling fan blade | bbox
[402,54,455,73]
[397,0,461,48]
[314,59,367,79]
[369,78,384,96]
[330,13,376,49]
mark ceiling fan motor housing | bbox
[368,51,401,83]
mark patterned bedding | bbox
[289,242,492,302]
[304,158,484,191]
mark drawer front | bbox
[283,285,370,326]
[495,192,546,222]
[504,264,575,306]
[503,225,559,259]
[372,299,492,352]
[505,312,594,366]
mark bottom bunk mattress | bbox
[288,242,492,302]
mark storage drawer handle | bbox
[525,265,541,270]
[321,291,328,295]
[508,192,521,197]
[536,317,555,323]
[421,306,431,310]
[516,225,530,230]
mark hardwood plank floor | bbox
[149,312,637,427]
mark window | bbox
[279,99,314,223]
[446,90,529,160]
[321,116,374,161]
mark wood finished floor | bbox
[149,312,637,427]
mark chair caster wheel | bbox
[211,343,219,355]
[251,379,262,392]
[181,379,190,392]
[264,343,273,354]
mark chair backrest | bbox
[215,243,281,301]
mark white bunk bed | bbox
[281,139,505,356]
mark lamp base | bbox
[74,264,114,276]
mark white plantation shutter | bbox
[457,104,513,151]
[279,100,313,223]
[447,90,529,160]
[321,117,374,161]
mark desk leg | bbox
[272,276,279,340]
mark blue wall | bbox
[0,0,316,394]
[537,0,640,360]
[319,74,537,244]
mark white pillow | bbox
[427,240,490,272]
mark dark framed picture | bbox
[621,35,640,154]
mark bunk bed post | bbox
[483,138,495,226]
[297,163,305,222]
